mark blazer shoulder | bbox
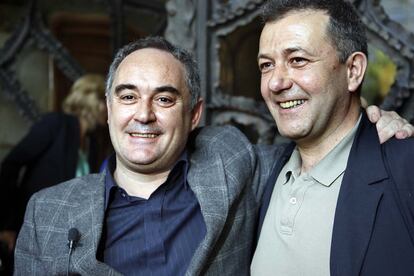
[383,137,414,166]
[191,125,252,151]
[193,125,249,143]
[31,173,104,203]
[382,137,414,188]
[189,125,256,177]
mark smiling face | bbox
[258,10,359,146]
[107,48,202,174]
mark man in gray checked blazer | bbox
[13,36,283,275]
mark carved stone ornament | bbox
[165,0,197,52]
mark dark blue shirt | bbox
[101,153,206,276]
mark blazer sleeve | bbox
[190,125,283,203]
[14,194,51,275]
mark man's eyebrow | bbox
[257,53,271,61]
[257,47,313,61]
[155,85,180,94]
[114,83,137,94]
[283,46,312,56]
[114,84,180,95]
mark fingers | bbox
[395,123,414,139]
[375,110,399,132]
[377,117,403,144]
[360,96,368,108]
[366,105,381,123]
[367,106,413,143]
[376,111,412,143]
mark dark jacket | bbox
[0,113,99,231]
[259,112,414,276]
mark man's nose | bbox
[268,66,293,93]
[133,99,156,123]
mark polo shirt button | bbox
[289,197,297,205]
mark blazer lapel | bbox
[72,172,121,275]
[186,153,229,275]
[331,113,388,276]
[257,142,295,236]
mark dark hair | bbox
[261,0,368,63]
[106,36,201,108]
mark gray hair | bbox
[261,0,368,63]
[106,36,201,109]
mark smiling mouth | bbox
[279,100,306,109]
[129,133,159,138]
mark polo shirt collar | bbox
[283,113,362,187]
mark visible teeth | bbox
[280,100,305,109]
[130,133,158,138]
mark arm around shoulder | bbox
[190,125,255,161]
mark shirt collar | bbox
[283,113,362,187]
[280,148,301,185]
[104,150,189,211]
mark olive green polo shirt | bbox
[251,115,361,276]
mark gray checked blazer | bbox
[14,126,284,275]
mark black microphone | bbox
[67,228,80,251]
[67,228,80,276]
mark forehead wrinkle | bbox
[283,46,316,57]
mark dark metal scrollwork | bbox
[0,0,84,122]
[106,0,167,56]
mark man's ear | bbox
[346,51,367,93]
[191,98,204,131]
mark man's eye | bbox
[121,95,135,100]
[259,62,273,72]
[291,57,308,65]
[158,97,172,102]
[156,96,175,106]
[118,94,137,104]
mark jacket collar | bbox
[71,171,123,275]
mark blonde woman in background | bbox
[0,74,108,264]
[62,74,108,176]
